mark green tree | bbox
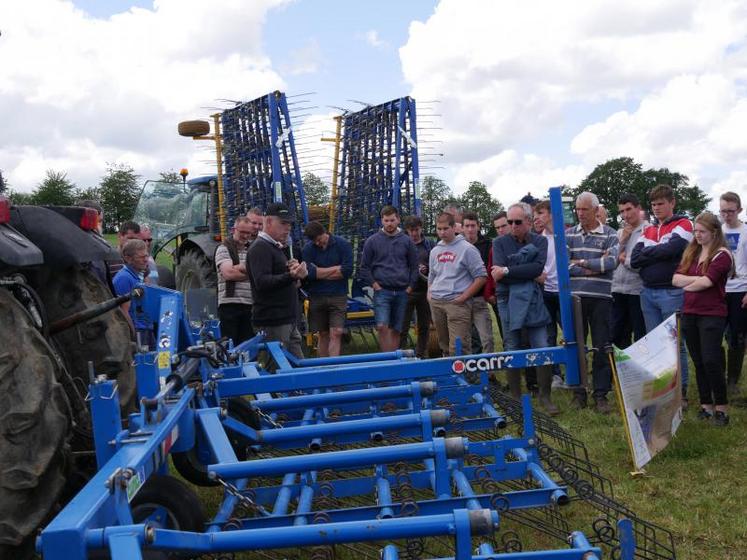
[99,163,141,233]
[7,190,33,205]
[419,175,453,234]
[302,172,330,206]
[159,170,183,184]
[74,186,101,203]
[30,170,77,206]
[0,169,7,194]
[574,157,711,226]
[458,181,505,233]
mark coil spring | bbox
[327,409,342,421]
[404,537,425,560]
[501,530,522,552]
[392,466,419,518]
[314,482,338,511]
[592,516,617,544]
[312,511,332,525]
[538,442,584,494]
[310,546,335,560]
[466,453,488,466]
[318,469,335,481]
[381,401,398,413]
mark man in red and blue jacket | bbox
[631,184,693,399]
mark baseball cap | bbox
[265,203,295,223]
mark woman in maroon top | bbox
[673,212,734,426]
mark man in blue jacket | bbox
[492,202,557,414]
[360,206,419,351]
[302,221,353,357]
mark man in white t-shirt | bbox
[720,192,747,395]
[531,200,560,415]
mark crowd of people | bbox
[105,185,746,427]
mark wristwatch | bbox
[503,267,509,276]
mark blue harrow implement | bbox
[38,190,676,560]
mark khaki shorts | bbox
[308,294,348,332]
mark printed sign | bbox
[613,314,683,471]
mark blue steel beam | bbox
[101,509,498,555]
[208,437,467,480]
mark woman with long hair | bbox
[673,212,734,426]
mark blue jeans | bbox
[640,286,689,394]
[496,297,548,351]
[373,288,409,332]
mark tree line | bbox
[0,156,712,235]
[0,165,182,233]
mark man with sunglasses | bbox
[139,225,159,285]
[491,203,557,414]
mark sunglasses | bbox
[143,238,153,242]
[507,219,523,225]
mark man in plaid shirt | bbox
[566,192,619,413]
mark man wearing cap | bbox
[247,203,307,358]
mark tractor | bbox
[0,197,136,560]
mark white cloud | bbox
[453,150,586,207]
[283,38,324,76]
[362,30,387,49]
[0,0,288,192]
[400,0,747,201]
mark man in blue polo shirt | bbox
[302,221,354,357]
[112,238,154,349]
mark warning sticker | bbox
[157,351,170,369]
[126,470,144,502]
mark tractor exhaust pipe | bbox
[49,288,143,335]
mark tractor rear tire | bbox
[131,475,206,560]
[172,397,260,486]
[0,289,72,560]
[38,266,137,413]
[178,119,210,138]
[175,248,216,293]
[156,264,176,289]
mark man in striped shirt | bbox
[566,192,619,413]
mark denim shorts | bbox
[373,288,409,332]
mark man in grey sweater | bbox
[360,206,419,351]
[428,212,487,356]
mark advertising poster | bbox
[613,314,683,471]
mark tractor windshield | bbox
[133,180,208,254]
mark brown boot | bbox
[506,369,522,400]
[537,366,560,416]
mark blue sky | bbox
[1,0,744,209]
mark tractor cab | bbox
[133,174,218,259]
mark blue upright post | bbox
[90,378,123,470]
[549,186,581,386]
